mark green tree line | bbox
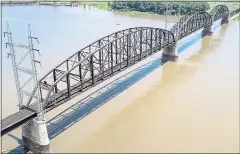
[109,1,210,15]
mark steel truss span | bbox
[170,12,195,37]
[170,5,231,40]
[20,4,240,113]
[28,27,175,111]
[230,8,240,17]
[170,11,212,40]
[210,5,229,22]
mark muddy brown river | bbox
[1,5,239,153]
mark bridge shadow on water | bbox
[9,22,223,153]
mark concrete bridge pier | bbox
[22,115,50,153]
[202,25,213,37]
[162,43,178,63]
[221,15,229,25]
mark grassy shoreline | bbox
[77,2,185,17]
[76,2,239,17]
[4,1,239,18]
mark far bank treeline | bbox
[108,1,210,15]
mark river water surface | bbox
[1,5,239,153]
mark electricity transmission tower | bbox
[4,22,42,113]
[164,3,169,30]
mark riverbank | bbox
[38,1,182,17]
[77,1,158,16]
[76,1,240,17]
[39,1,75,6]
[1,1,38,6]
[232,14,240,21]
[77,2,183,17]
[2,1,239,17]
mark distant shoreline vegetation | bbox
[0,1,210,13]
[2,1,239,17]
[109,1,210,15]
[75,1,212,16]
[76,1,239,16]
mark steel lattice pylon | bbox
[4,22,43,117]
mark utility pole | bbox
[27,24,44,120]
[165,3,169,30]
[5,22,50,153]
[4,22,23,109]
[176,4,181,43]
[4,22,42,114]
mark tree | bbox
[110,1,210,15]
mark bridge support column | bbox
[162,43,178,63]
[221,15,229,25]
[22,117,50,153]
[202,25,213,37]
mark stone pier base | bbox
[162,43,178,63]
[202,25,213,37]
[221,16,229,25]
[22,118,50,153]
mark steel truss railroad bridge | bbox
[1,5,240,153]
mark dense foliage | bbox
[109,1,210,15]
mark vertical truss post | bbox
[115,33,118,64]
[145,29,148,52]
[139,28,143,60]
[119,38,122,70]
[107,36,111,69]
[133,33,136,63]
[163,32,166,47]
[66,60,71,98]
[150,29,153,54]
[155,29,158,47]
[90,56,94,85]
[53,69,58,93]
[159,31,162,49]
[98,40,104,80]
[111,42,114,74]
[126,34,129,66]
[78,52,83,90]
[128,29,132,60]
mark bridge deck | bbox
[1,107,37,136]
